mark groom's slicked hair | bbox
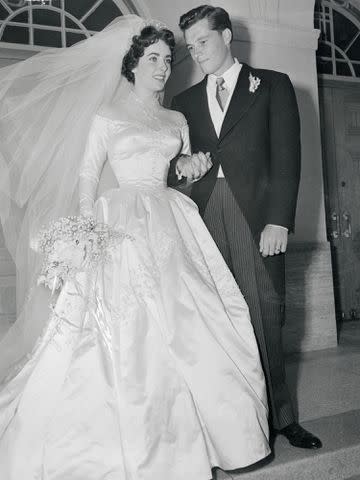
[179,5,232,36]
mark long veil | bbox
[0,14,148,383]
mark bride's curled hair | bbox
[122,25,175,84]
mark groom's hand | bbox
[259,224,288,257]
[176,152,212,182]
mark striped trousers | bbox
[203,179,295,430]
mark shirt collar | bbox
[207,58,242,90]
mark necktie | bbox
[215,77,229,111]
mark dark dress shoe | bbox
[279,422,322,449]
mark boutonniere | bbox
[249,72,261,93]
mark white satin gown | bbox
[0,105,270,479]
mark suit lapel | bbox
[219,63,261,143]
[191,77,218,143]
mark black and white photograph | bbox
[0,1,359,479]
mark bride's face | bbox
[132,40,172,92]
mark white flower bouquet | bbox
[35,215,132,291]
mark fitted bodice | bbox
[105,116,189,187]
[79,108,191,216]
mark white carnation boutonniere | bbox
[249,72,261,93]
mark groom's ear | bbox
[222,28,232,46]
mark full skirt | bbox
[0,186,269,480]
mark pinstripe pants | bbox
[203,179,295,430]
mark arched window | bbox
[0,0,141,49]
[315,0,360,78]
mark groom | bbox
[170,5,321,449]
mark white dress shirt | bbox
[207,58,242,178]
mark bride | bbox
[0,15,269,479]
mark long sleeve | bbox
[79,115,109,217]
[180,122,192,156]
[172,122,193,182]
[267,73,301,232]
[167,108,191,187]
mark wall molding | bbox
[232,20,320,51]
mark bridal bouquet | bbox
[34,215,131,291]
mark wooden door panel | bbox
[319,82,360,320]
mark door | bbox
[319,80,360,321]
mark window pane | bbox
[0,1,127,47]
[0,4,8,21]
[335,49,345,58]
[34,28,62,47]
[317,58,334,75]
[12,10,29,23]
[32,8,61,27]
[326,21,331,42]
[314,1,322,15]
[65,17,82,30]
[348,37,360,62]
[336,61,352,76]
[333,10,358,51]
[2,25,29,44]
[65,0,102,21]
[317,42,332,57]
[66,31,88,47]
[83,0,122,31]
[354,64,360,77]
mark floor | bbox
[215,320,360,480]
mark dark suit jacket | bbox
[170,63,301,237]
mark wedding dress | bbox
[0,91,269,479]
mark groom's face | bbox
[184,18,231,76]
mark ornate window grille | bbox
[0,0,141,49]
[315,0,360,78]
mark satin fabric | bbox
[0,110,269,479]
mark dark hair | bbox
[122,25,175,84]
[179,5,232,37]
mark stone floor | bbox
[286,321,360,422]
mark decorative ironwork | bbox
[0,0,138,48]
[315,0,360,78]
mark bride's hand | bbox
[176,152,212,182]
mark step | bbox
[215,409,360,480]
[285,341,360,422]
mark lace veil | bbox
[0,14,155,382]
